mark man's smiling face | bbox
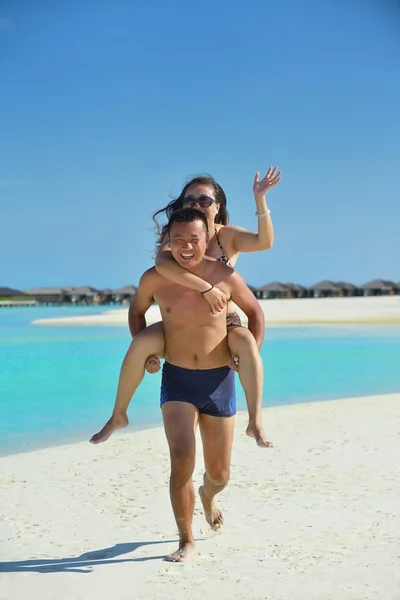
[169,219,208,269]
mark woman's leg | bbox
[227,327,273,448]
[90,321,165,444]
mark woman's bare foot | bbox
[198,486,224,530]
[89,414,129,444]
[246,422,273,448]
[164,541,196,563]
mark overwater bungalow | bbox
[246,284,259,297]
[335,281,360,297]
[66,286,101,304]
[112,285,137,304]
[360,279,399,296]
[25,287,71,304]
[283,283,308,299]
[98,288,114,304]
[258,282,291,299]
[308,280,343,298]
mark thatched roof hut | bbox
[334,281,360,296]
[284,283,308,298]
[65,286,101,304]
[113,285,137,295]
[360,279,398,296]
[112,285,137,303]
[258,282,290,299]
[26,287,71,294]
[309,280,338,290]
[25,287,71,304]
[308,280,342,297]
[246,284,259,296]
[67,286,100,296]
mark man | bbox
[94,208,272,562]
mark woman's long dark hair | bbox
[152,175,229,249]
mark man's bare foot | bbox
[246,422,273,448]
[89,414,129,444]
[198,485,224,530]
[164,541,196,563]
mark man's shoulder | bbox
[139,267,161,287]
[141,266,157,277]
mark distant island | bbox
[1,279,399,307]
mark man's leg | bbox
[162,401,199,562]
[227,327,273,448]
[90,322,165,444]
[198,414,235,529]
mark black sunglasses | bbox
[182,195,216,208]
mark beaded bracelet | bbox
[255,209,271,217]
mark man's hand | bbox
[253,166,282,200]
[229,355,239,372]
[202,286,228,315]
[145,354,161,374]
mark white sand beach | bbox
[31,295,400,327]
[1,394,399,600]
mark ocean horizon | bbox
[1,305,400,457]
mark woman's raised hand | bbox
[253,166,282,199]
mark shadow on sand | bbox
[0,540,178,573]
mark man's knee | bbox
[206,469,230,488]
[169,442,196,478]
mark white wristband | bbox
[255,209,271,217]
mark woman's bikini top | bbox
[214,227,232,267]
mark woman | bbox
[90,167,281,445]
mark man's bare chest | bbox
[154,286,220,326]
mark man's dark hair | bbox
[167,207,209,238]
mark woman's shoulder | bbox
[213,224,239,266]
[216,223,247,241]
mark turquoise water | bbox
[1,306,400,456]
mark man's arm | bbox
[228,272,265,349]
[128,269,157,337]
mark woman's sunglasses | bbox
[182,195,216,208]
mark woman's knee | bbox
[227,326,258,353]
[131,321,166,357]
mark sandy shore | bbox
[31,296,400,327]
[1,394,399,600]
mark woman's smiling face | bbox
[182,184,220,223]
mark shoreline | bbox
[30,296,400,327]
[2,391,399,459]
[1,392,399,599]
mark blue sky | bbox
[1,0,399,290]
